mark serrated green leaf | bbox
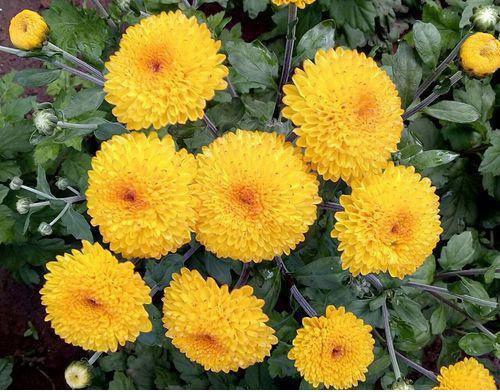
[439,231,476,271]
[479,132,500,176]
[109,372,135,389]
[268,342,298,378]
[423,100,480,123]
[243,0,268,19]
[14,69,62,87]
[409,150,459,171]
[322,0,376,33]
[0,121,34,159]
[293,257,344,289]
[458,333,495,356]
[60,205,93,241]
[61,149,92,191]
[294,20,335,66]
[62,88,105,119]
[392,42,422,108]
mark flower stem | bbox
[227,79,239,98]
[182,242,201,262]
[436,268,499,280]
[20,185,56,200]
[89,0,117,29]
[203,114,219,138]
[45,42,104,80]
[67,186,81,197]
[382,300,402,380]
[87,351,103,366]
[49,202,71,226]
[0,45,26,56]
[57,121,99,130]
[52,60,105,86]
[318,201,344,212]
[235,263,252,288]
[273,4,298,119]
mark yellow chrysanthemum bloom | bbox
[86,132,197,259]
[193,130,321,263]
[282,48,403,184]
[434,357,497,390]
[332,163,442,278]
[272,0,315,9]
[9,10,49,50]
[289,305,375,389]
[459,32,500,77]
[162,268,278,372]
[104,11,228,130]
[40,241,152,352]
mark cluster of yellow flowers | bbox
[9,6,499,390]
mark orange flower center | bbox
[230,184,263,218]
[331,346,344,359]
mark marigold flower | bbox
[282,48,403,184]
[272,0,315,9]
[289,305,374,389]
[40,241,152,352]
[162,268,278,372]
[460,32,500,77]
[86,132,197,259]
[332,163,442,278]
[9,10,49,50]
[434,357,496,390]
[193,130,321,263]
[104,11,228,130]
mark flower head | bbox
[272,0,315,9]
[434,357,496,390]
[193,130,320,263]
[289,305,374,389]
[86,132,197,259]
[162,268,278,372]
[460,32,500,77]
[104,11,228,130]
[65,361,92,389]
[332,163,442,278]
[471,5,499,32]
[282,48,403,184]
[34,108,58,135]
[40,241,152,352]
[9,10,49,50]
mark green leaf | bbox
[479,132,500,176]
[36,165,54,198]
[137,304,165,347]
[439,231,476,271]
[0,185,8,204]
[413,21,441,68]
[422,2,460,50]
[1,238,67,268]
[0,121,34,158]
[1,97,36,122]
[458,333,495,356]
[62,88,105,119]
[144,254,184,290]
[0,206,16,245]
[0,358,13,389]
[268,342,298,378]
[204,253,235,285]
[322,0,376,32]
[243,0,268,19]
[94,122,128,141]
[60,205,93,241]
[391,294,429,334]
[454,78,495,122]
[154,367,182,389]
[0,160,20,182]
[409,150,459,171]
[98,352,127,373]
[423,100,480,123]
[392,42,422,108]
[293,257,345,289]
[61,149,92,191]
[294,20,335,66]
[33,142,61,167]
[410,255,436,284]
[249,267,281,313]
[430,304,447,335]
[13,69,62,87]
[109,372,135,389]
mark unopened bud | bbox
[349,276,372,299]
[34,109,58,135]
[115,0,131,11]
[38,222,53,236]
[65,361,92,389]
[392,379,414,390]
[9,176,23,190]
[16,198,32,214]
[471,5,499,32]
[55,177,70,190]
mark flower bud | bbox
[349,276,372,298]
[9,10,49,50]
[55,177,70,190]
[38,222,53,236]
[471,5,499,32]
[34,109,58,136]
[392,379,415,390]
[9,176,23,190]
[16,198,32,214]
[65,361,92,390]
[115,0,131,11]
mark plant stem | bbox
[203,114,219,138]
[67,186,81,197]
[181,0,191,7]
[405,281,498,308]
[20,185,56,200]
[49,202,71,226]
[382,300,402,380]
[403,71,463,121]
[89,0,117,29]
[273,4,298,119]
[53,60,105,86]
[57,121,99,130]
[436,268,499,279]
[235,263,252,288]
[88,351,102,366]
[183,242,201,262]
[318,201,344,212]
[0,45,26,56]
[45,42,104,80]
[227,79,239,98]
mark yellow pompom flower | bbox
[460,32,500,77]
[86,132,197,259]
[193,130,321,263]
[162,268,278,372]
[434,357,497,390]
[282,48,403,184]
[104,11,228,130]
[9,10,49,50]
[272,0,315,9]
[289,305,375,389]
[333,163,442,278]
[40,241,152,352]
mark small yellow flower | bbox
[9,10,49,50]
[162,268,278,372]
[289,305,375,389]
[40,241,152,352]
[193,130,321,263]
[65,361,92,390]
[86,132,197,259]
[272,0,315,9]
[282,48,403,184]
[460,32,500,77]
[434,357,497,390]
[104,11,228,130]
[333,163,442,278]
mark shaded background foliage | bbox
[0,0,499,389]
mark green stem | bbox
[45,42,104,80]
[57,121,99,130]
[436,268,499,280]
[52,61,105,86]
[318,201,344,212]
[49,202,71,226]
[89,0,117,29]
[88,352,102,366]
[203,114,219,138]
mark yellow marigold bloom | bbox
[272,0,315,9]
[460,32,500,77]
[162,268,278,372]
[193,130,321,263]
[289,305,374,389]
[40,241,152,352]
[104,11,228,130]
[332,163,442,278]
[434,357,497,390]
[86,132,197,259]
[9,10,49,50]
[282,48,403,184]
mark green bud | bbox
[16,198,32,214]
[65,361,92,389]
[9,176,23,190]
[115,0,131,11]
[349,276,372,299]
[392,379,415,390]
[33,109,58,136]
[55,177,70,190]
[38,222,53,236]
[471,5,499,32]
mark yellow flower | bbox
[40,241,152,352]
[86,132,197,259]
[282,48,403,184]
[434,357,497,390]
[162,268,278,372]
[272,0,315,9]
[289,305,374,389]
[65,361,92,389]
[193,130,321,263]
[460,32,500,77]
[332,163,442,278]
[9,10,49,50]
[104,11,228,130]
